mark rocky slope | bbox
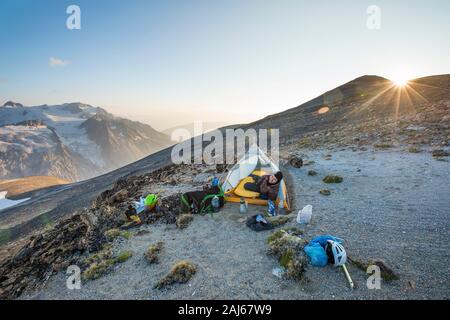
[0,102,172,181]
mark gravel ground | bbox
[22,148,449,300]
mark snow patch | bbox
[0,191,30,211]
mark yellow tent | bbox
[221,145,290,209]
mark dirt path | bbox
[22,148,449,300]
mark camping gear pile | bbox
[180,184,224,215]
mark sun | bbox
[391,75,409,87]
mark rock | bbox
[267,214,294,227]
[289,157,303,168]
[319,189,331,196]
[107,189,128,204]
[144,241,164,264]
[323,175,343,183]
[303,160,315,166]
[176,214,194,229]
[308,170,318,176]
[431,149,449,157]
[408,146,420,153]
[154,260,196,289]
[104,228,120,241]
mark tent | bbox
[221,145,290,209]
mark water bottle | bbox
[297,205,313,224]
[267,200,276,216]
[212,196,220,212]
[239,198,248,214]
[211,177,219,187]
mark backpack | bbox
[180,185,224,215]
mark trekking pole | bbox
[341,264,354,289]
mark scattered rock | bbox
[431,149,449,157]
[308,170,318,176]
[107,189,128,204]
[134,229,150,237]
[319,189,331,196]
[323,175,343,183]
[176,214,194,229]
[154,260,196,289]
[144,241,164,264]
[289,156,303,168]
[323,154,332,160]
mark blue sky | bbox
[1,0,449,129]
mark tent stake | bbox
[342,264,354,289]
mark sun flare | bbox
[392,76,409,87]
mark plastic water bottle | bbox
[211,177,219,187]
[212,196,220,212]
[297,205,313,224]
[239,198,248,214]
[277,200,286,215]
[267,200,276,216]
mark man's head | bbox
[269,171,283,184]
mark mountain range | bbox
[0,102,173,181]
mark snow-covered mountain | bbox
[0,101,173,181]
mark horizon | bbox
[1,0,450,130]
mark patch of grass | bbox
[144,241,164,264]
[154,260,196,289]
[267,215,293,227]
[104,228,121,241]
[82,246,133,280]
[0,228,11,246]
[307,170,318,176]
[176,214,194,229]
[323,175,343,183]
[120,231,132,240]
[407,146,420,153]
[115,250,133,263]
[319,189,331,196]
[373,143,393,149]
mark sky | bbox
[0,0,449,130]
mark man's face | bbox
[268,175,278,184]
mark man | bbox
[244,171,283,201]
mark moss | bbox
[308,170,318,176]
[297,138,311,148]
[323,175,343,183]
[374,143,393,149]
[267,215,293,227]
[154,260,196,289]
[115,250,133,263]
[176,214,194,229]
[319,189,331,196]
[82,246,133,280]
[279,248,295,268]
[408,146,420,153]
[104,228,120,241]
[431,149,449,157]
[120,231,132,240]
[0,228,11,246]
[144,241,164,264]
[82,259,115,280]
[267,228,306,281]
